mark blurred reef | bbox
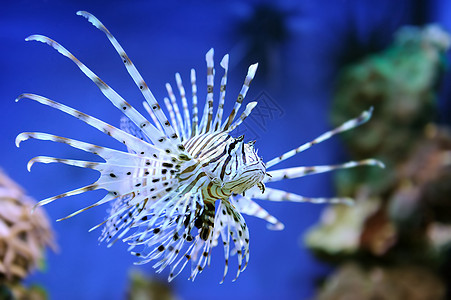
[0,169,56,300]
[305,24,451,299]
[127,271,175,300]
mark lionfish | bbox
[16,12,383,282]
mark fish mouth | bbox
[224,168,265,194]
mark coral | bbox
[331,25,450,194]
[127,271,175,300]
[389,125,451,230]
[316,263,445,300]
[0,283,47,300]
[0,169,55,282]
[310,24,451,298]
[305,195,380,255]
[305,193,396,257]
[428,222,451,251]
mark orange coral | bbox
[317,263,445,300]
[0,169,55,281]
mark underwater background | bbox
[1,0,451,299]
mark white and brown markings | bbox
[17,11,384,282]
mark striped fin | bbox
[120,170,251,282]
[27,156,180,177]
[207,200,250,282]
[142,101,163,132]
[188,237,213,281]
[15,132,170,166]
[93,177,180,238]
[221,200,250,281]
[227,101,258,132]
[32,172,160,212]
[155,198,250,283]
[249,186,354,205]
[164,205,201,278]
[76,11,182,147]
[175,73,191,139]
[199,48,215,134]
[153,232,190,274]
[222,63,258,131]
[217,217,231,283]
[166,241,197,281]
[129,178,206,244]
[33,183,102,209]
[213,54,229,131]
[16,94,163,158]
[165,83,185,139]
[30,153,179,206]
[163,97,179,139]
[127,193,202,278]
[57,192,126,223]
[231,195,284,230]
[25,35,188,159]
[265,159,385,183]
[27,156,100,171]
[266,107,374,169]
[99,196,137,245]
[62,176,178,224]
[120,116,152,154]
[99,180,181,246]
[190,69,199,137]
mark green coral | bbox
[331,25,450,195]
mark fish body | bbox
[16,11,384,282]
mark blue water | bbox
[1,0,450,299]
